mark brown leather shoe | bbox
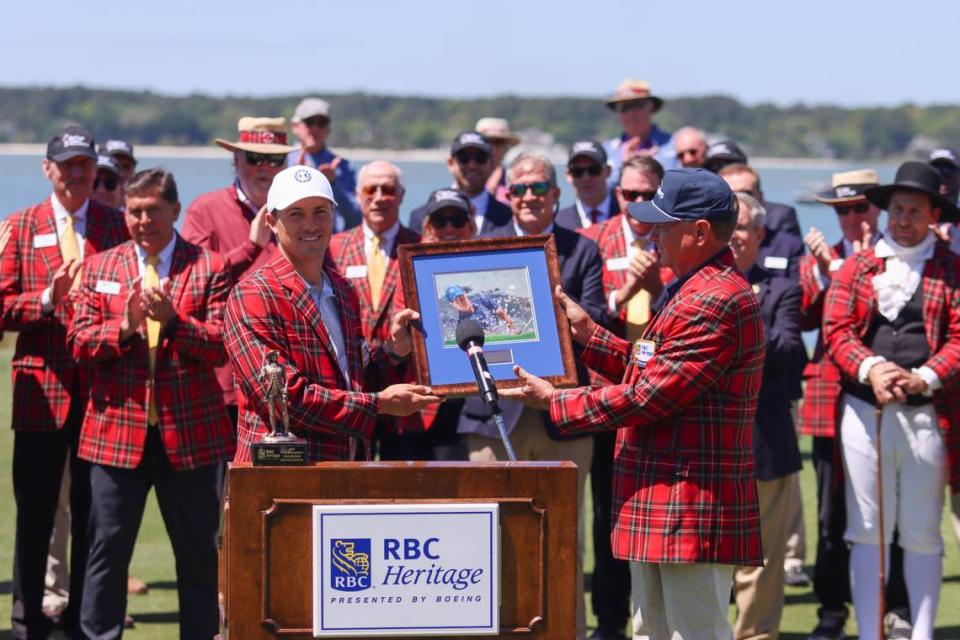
[127,576,149,595]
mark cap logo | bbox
[459,132,484,145]
[572,141,595,154]
[435,189,459,201]
[656,186,665,200]
[61,133,89,147]
[932,149,957,161]
[710,143,730,155]
[835,186,856,197]
[239,130,288,145]
[105,140,128,152]
[294,169,312,183]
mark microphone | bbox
[456,319,499,412]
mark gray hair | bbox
[674,126,707,146]
[507,152,557,188]
[356,160,405,189]
[735,192,766,229]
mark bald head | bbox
[357,160,405,233]
[674,127,708,168]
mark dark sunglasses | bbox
[568,165,603,179]
[244,152,286,168]
[455,151,490,165]
[303,116,330,129]
[620,189,657,202]
[360,183,399,198]
[617,99,651,113]
[94,175,119,192]
[429,213,469,229]
[508,181,551,198]
[835,202,870,216]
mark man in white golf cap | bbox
[288,96,360,230]
[224,166,440,463]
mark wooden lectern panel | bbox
[222,461,577,639]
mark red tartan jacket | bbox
[551,249,765,565]
[224,254,397,462]
[797,243,845,438]
[328,224,423,434]
[823,241,960,491]
[0,198,128,432]
[69,237,234,471]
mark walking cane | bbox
[875,404,886,640]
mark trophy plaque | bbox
[251,351,308,466]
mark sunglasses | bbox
[94,175,119,192]
[360,183,399,198]
[244,152,286,168]
[568,165,603,179]
[835,202,870,216]
[455,151,490,166]
[620,189,657,202]
[303,116,330,129]
[429,213,469,229]
[508,181,552,198]
[617,99,651,113]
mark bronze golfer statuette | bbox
[251,350,308,466]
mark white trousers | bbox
[630,561,734,640]
[840,394,946,554]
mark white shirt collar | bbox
[50,193,89,223]
[621,214,652,246]
[513,220,554,237]
[874,231,936,262]
[134,233,178,270]
[362,220,400,244]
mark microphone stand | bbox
[490,402,518,462]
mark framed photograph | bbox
[399,235,578,397]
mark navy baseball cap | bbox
[450,131,491,156]
[568,139,607,166]
[46,125,96,163]
[425,188,471,217]
[100,139,136,161]
[627,168,736,224]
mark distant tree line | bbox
[0,86,957,159]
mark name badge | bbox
[752,284,761,294]
[33,233,57,249]
[633,339,656,369]
[605,256,630,271]
[345,265,368,279]
[95,280,121,295]
[829,258,844,273]
[763,256,788,270]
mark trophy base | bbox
[252,438,308,466]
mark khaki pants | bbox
[782,472,805,571]
[630,561,735,640]
[733,474,798,640]
[467,409,593,640]
[44,459,71,613]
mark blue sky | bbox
[4,0,957,107]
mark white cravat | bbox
[872,233,935,322]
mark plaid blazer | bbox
[225,254,393,462]
[68,236,234,471]
[328,224,422,434]
[0,198,128,432]
[551,249,765,565]
[823,241,960,490]
[797,243,845,438]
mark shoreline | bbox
[0,143,883,169]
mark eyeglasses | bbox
[508,181,551,198]
[94,175,119,192]
[303,116,330,129]
[568,165,603,179]
[620,189,657,202]
[244,152,286,168]
[455,151,490,166]
[617,99,651,113]
[360,183,399,198]
[835,202,870,216]
[429,213,469,229]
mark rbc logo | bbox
[331,539,371,591]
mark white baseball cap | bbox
[267,165,338,212]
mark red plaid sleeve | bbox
[822,254,878,382]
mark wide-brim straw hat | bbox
[475,117,520,147]
[604,79,664,112]
[814,169,879,205]
[215,117,295,155]
[865,161,960,222]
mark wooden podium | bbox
[220,461,578,638]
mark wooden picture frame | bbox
[398,235,578,397]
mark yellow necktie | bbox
[626,240,651,340]
[368,235,386,311]
[145,256,161,425]
[59,214,81,289]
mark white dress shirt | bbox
[41,194,90,311]
[575,194,613,228]
[362,220,399,262]
[133,234,177,281]
[607,216,654,313]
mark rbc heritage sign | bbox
[312,503,500,636]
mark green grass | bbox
[0,330,958,638]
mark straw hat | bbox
[475,117,520,146]
[814,169,879,205]
[215,117,294,155]
[604,79,664,112]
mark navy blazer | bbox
[748,265,806,481]
[458,223,606,441]
[555,196,621,231]
[757,201,804,281]
[408,195,513,236]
